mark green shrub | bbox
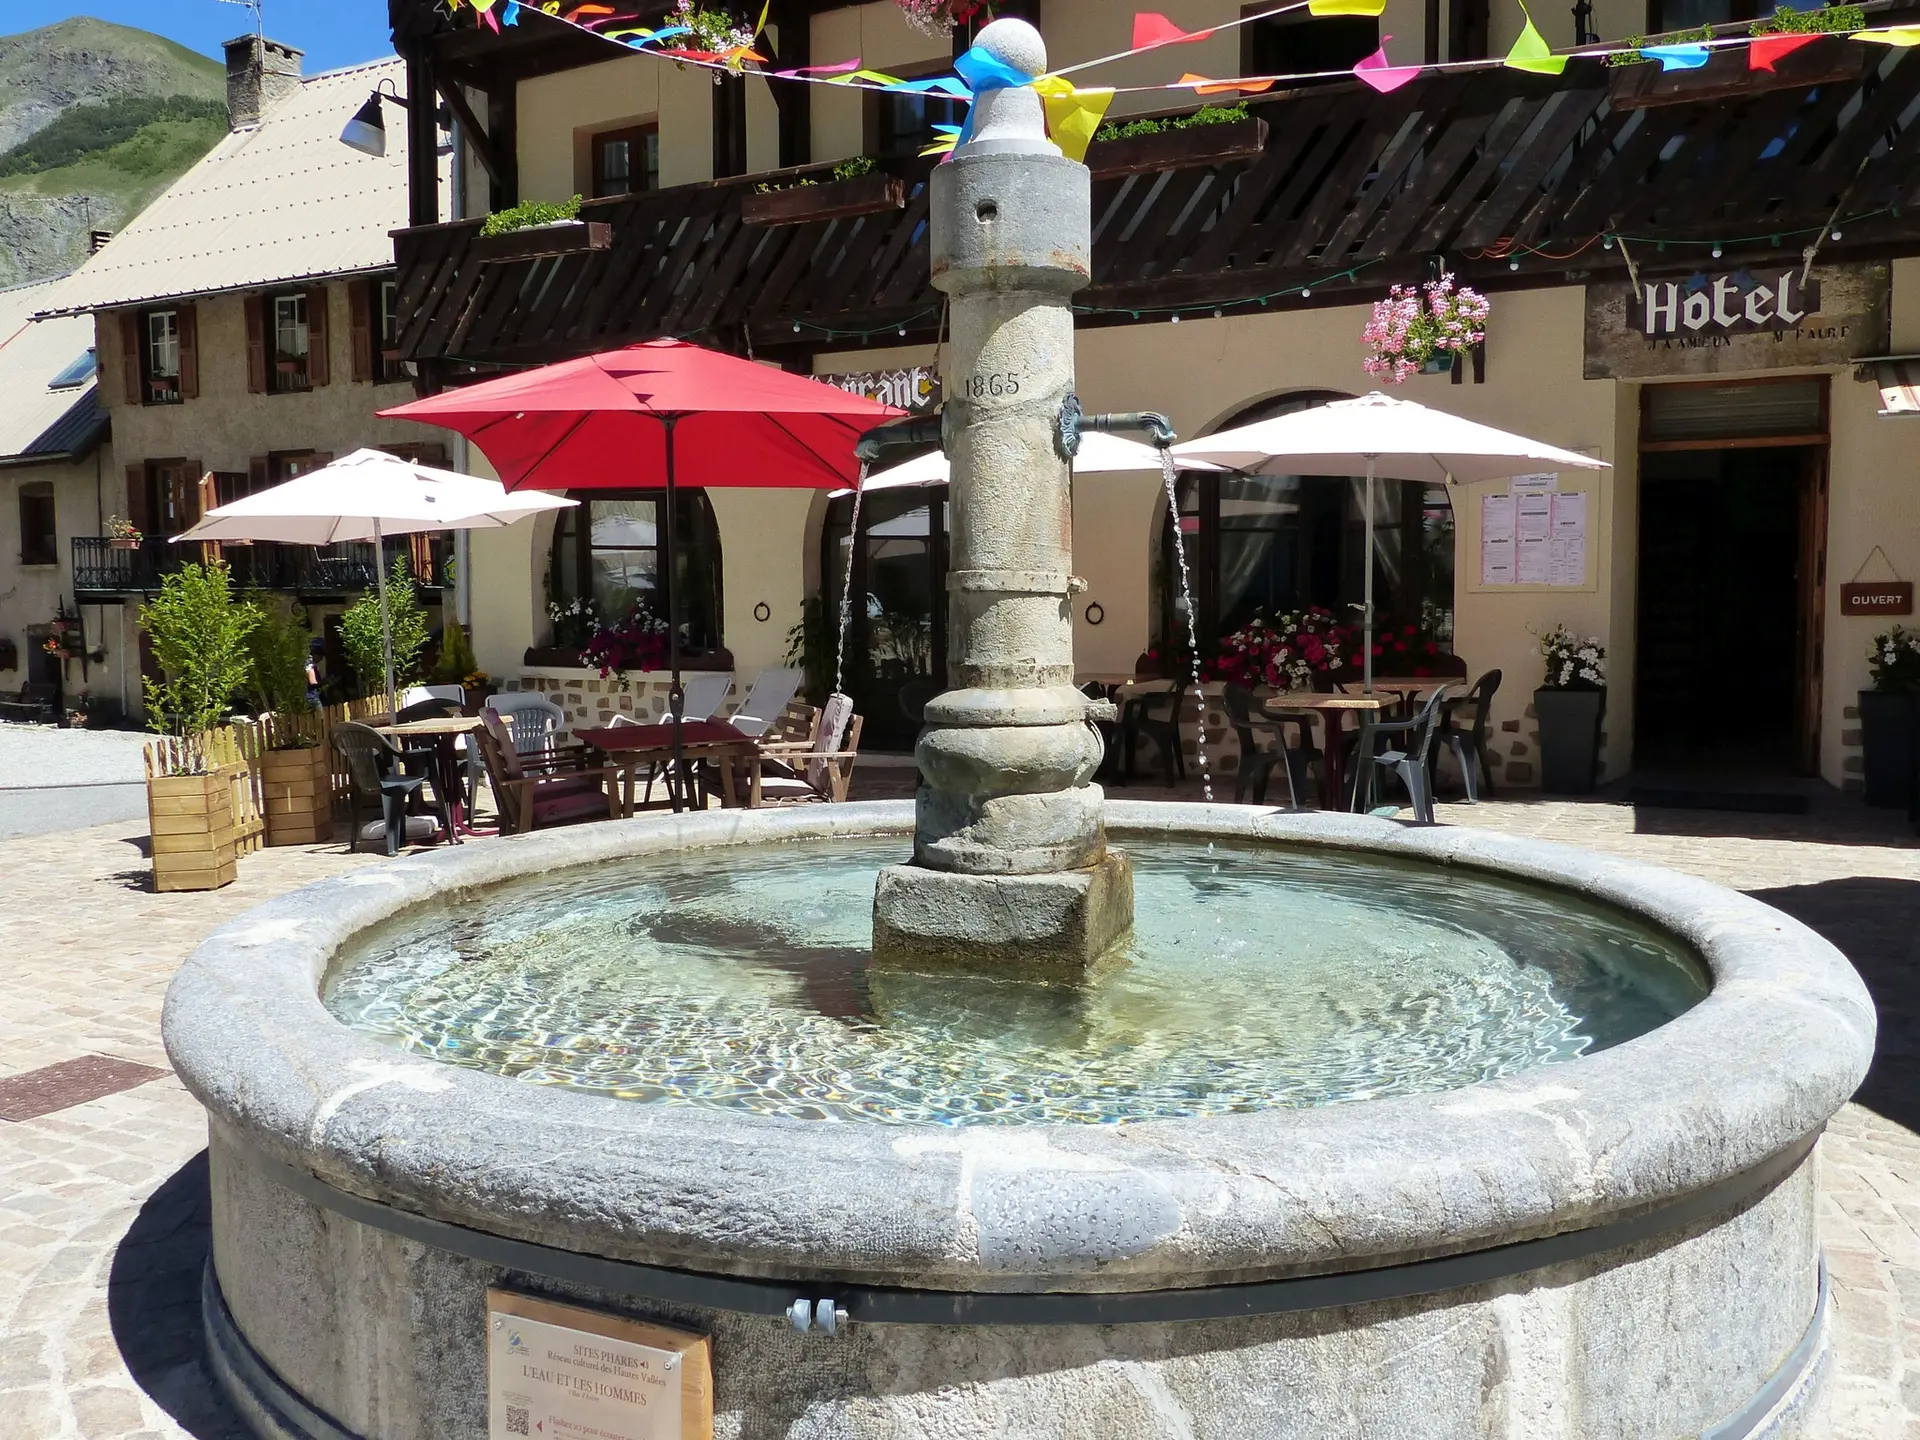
[1094,103,1249,144]
[784,594,836,704]
[434,618,479,687]
[244,594,318,747]
[1751,2,1864,34]
[137,562,257,738]
[480,194,583,237]
[340,557,431,695]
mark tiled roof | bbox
[37,57,423,317]
[0,278,104,463]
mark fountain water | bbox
[166,22,1874,1440]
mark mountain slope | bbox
[0,18,227,287]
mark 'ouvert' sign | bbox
[1584,262,1888,379]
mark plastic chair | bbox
[1120,683,1186,787]
[680,671,734,722]
[1429,669,1501,802]
[1350,686,1451,823]
[331,722,450,855]
[1220,684,1315,808]
[728,667,804,739]
[483,692,566,757]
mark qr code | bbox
[505,1405,530,1437]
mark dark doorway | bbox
[823,487,948,752]
[1635,446,1812,773]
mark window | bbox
[270,451,321,484]
[593,124,659,199]
[49,350,94,390]
[1646,0,1755,30]
[1241,4,1379,83]
[871,82,965,161]
[1161,393,1455,655]
[18,483,56,567]
[271,293,310,392]
[377,279,404,384]
[549,492,723,653]
[144,310,181,405]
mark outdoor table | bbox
[1263,693,1392,811]
[575,719,758,812]
[375,715,485,839]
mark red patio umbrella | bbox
[380,339,904,810]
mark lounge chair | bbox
[679,671,734,721]
[472,710,626,834]
[727,666,804,738]
[747,693,862,806]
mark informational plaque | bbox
[487,1289,713,1440]
[1480,493,1516,585]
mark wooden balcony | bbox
[72,537,452,601]
[393,20,1920,369]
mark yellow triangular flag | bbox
[1034,77,1116,163]
[1504,5,1568,74]
[1309,0,1388,15]
[1853,25,1920,44]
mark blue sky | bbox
[4,1,395,74]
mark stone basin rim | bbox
[162,799,1875,1292]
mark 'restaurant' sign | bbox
[820,366,941,414]
[1584,263,1888,379]
[1840,582,1914,617]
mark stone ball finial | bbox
[974,17,1047,77]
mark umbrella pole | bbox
[374,517,397,718]
[1363,456,1376,696]
[663,416,685,815]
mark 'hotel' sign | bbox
[1584,262,1888,379]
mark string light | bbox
[1710,243,1722,258]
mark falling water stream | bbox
[834,462,869,695]
[1158,447,1214,805]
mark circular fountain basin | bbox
[165,802,1874,1440]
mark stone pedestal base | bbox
[871,849,1133,977]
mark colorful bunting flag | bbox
[1309,0,1389,14]
[1748,31,1819,68]
[1132,13,1205,48]
[829,68,908,87]
[1178,72,1276,94]
[1852,26,1920,44]
[1353,38,1421,91]
[501,1,521,25]
[1034,76,1116,160]
[1642,42,1711,69]
[775,58,864,77]
[1504,6,1568,74]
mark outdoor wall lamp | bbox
[339,80,447,158]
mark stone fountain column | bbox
[871,19,1132,977]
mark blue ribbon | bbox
[501,0,520,24]
[949,43,1037,149]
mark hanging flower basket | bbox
[1363,273,1490,384]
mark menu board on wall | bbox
[1480,476,1588,588]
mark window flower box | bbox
[742,173,907,228]
[472,219,614,264]
[1086,117,1268,180]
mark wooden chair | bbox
[472,710,626,834]
[746,696,863,806]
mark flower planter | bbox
[741,173,907,227]
[471,219,613,263]
[1609,36,1868,110]
[108,537,142,551]
[1418,353,1455,375]
[1086,117,1269,180]
[1534,687,1604,794]
[261,744,334,846]
[1857,689,1916,808]
[148,767,238,892]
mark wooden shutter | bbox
[244,297,267,394]
[125,463,151,534]
[306,287,330,387]
[176,303,199,400]
[348,279,374,383]
[119,312,142,406]
[249,457,269,504]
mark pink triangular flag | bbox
[1749,31,1819,70]
[1354,39,1421,92]
[1133,12,1202,48]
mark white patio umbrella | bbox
[1173,392,1609,691]
[174,448,576,714]
[832,430,1219,496]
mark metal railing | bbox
[72,536,451,597]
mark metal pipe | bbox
[854,415,943,465]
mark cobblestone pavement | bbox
[2,790,1919,1436]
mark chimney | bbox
[224,34,303,131]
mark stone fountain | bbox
[165,23,1874,1440]
[874,20,1129,976]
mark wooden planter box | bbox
[1609,36,1867,109]
[742,173,906,227]
[149,768,238,892]
[261,744,334,847]
[472,220,612,263]
[1087,117,1268,179]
